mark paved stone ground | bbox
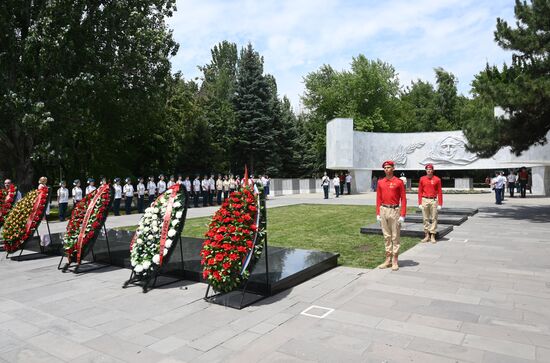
[1,193,549,362]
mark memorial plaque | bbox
[415,207,478,216]
[405,214,467,225]
[360,223,453,239]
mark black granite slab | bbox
[415,207,478,216]
[360,223,453,239]
[405,214,468,225]
[21,229,339,296]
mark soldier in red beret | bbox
[418,164,443,243]
[376,160,407,271]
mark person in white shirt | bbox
[507,171,517,198]
[136,177,145,213]
[493,171,507,205]
[57,181,69,222]
[113,178,122,216]
[201,175,209,207]
[72,179,83,206]
[229,175,237,194]
[332,175,340,198]
[192,175,201,208]
[208,174,215,206]
[222,175,230,200]
[216,174,223,205]
[183,176,192,194]
[399,173,407,191]
[123,178,134,214]
[261,175,270,198]
[85,178,96,195]
[146,176,156,207]
[157,174,167,195]
[321,172,330,199]
[177,174,184,185]
[167,175,176,189]
[345,173,352,195]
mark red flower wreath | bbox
[0,184,18,226]
[63,184,112,263]
[2,187,49,252]
[200,185,263,293]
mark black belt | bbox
[422,196,437,199]
[381,204,399,208]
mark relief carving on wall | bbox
[421,136,478,165]
[390,142,425,165]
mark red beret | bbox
[382,160,395,168]
[425,164,434,170]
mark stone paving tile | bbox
[407,336,485,362]
[482,351,537,363]
[406,313,463,331]
[27,331,93,360]
[70,351,126,363]
[84,334,162,363]
[148,336,189,354]
[258,351,316,362]
[1,345,65,363]
[363,341,464,363]
[168,344,203,362]
[462,334,536,360]
[276,338,365,362]
[188,326,240,352]
[376,318,465,345]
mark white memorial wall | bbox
[326,118,550,195]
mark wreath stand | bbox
[58,224,113,274]
[204,192,270,310]
[122,192,190,293]
[6,218,54,261]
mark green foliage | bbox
[463,0,550,157]
[0,0,178,189]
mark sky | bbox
[166,0,516,111]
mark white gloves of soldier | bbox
[418,205,423,210]
[398,216,405,225]
[376,215,381,223]
[437,205,442,210]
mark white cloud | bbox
[167,0,516,109]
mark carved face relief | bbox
[422,136,478,166]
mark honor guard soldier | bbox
[183,176,192,197]
[222,175,230,200]
[99,176,107,186]
[216,174,223,205]
[85,178,96,195]
[113,178,123,216]
[72,179,83,205]
[57,181,69,222]
[167,175,176,189]
[376,160,407,271]
[193,175,201,207]
[177,174,183,185]
[136,177,145,213]
[229,175,237,194]
[208,174,215,205]
[345,173,352,195]
[147,176,157,207]
[418,164,442,243]
[201,175,209,207]
[123,177,134,215]
[158,174,167,195]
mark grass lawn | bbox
[117,204,419,269]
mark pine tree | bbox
[233,43,274,174]
[463,0,550,157]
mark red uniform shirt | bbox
[376,176,407,217]
[418,175,443,206]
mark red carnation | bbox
[214,233,224,241]
[213,271,221,281]
[215,253,224,262]
[229,253,238,261]
[202,270,211,279]
[208,258,216,265]
[223,262,231,270]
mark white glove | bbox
[398,217,405,224]
[437,205,442,210]
[376,215,381,223]
[418,205,423,210]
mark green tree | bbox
[233,43,274,174]
[198,41,238,172]
[463,0,550,157]
[0,0,178,189]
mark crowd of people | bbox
[486,167,532,204]
[320,172,353,199]
[2,174,272,222]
